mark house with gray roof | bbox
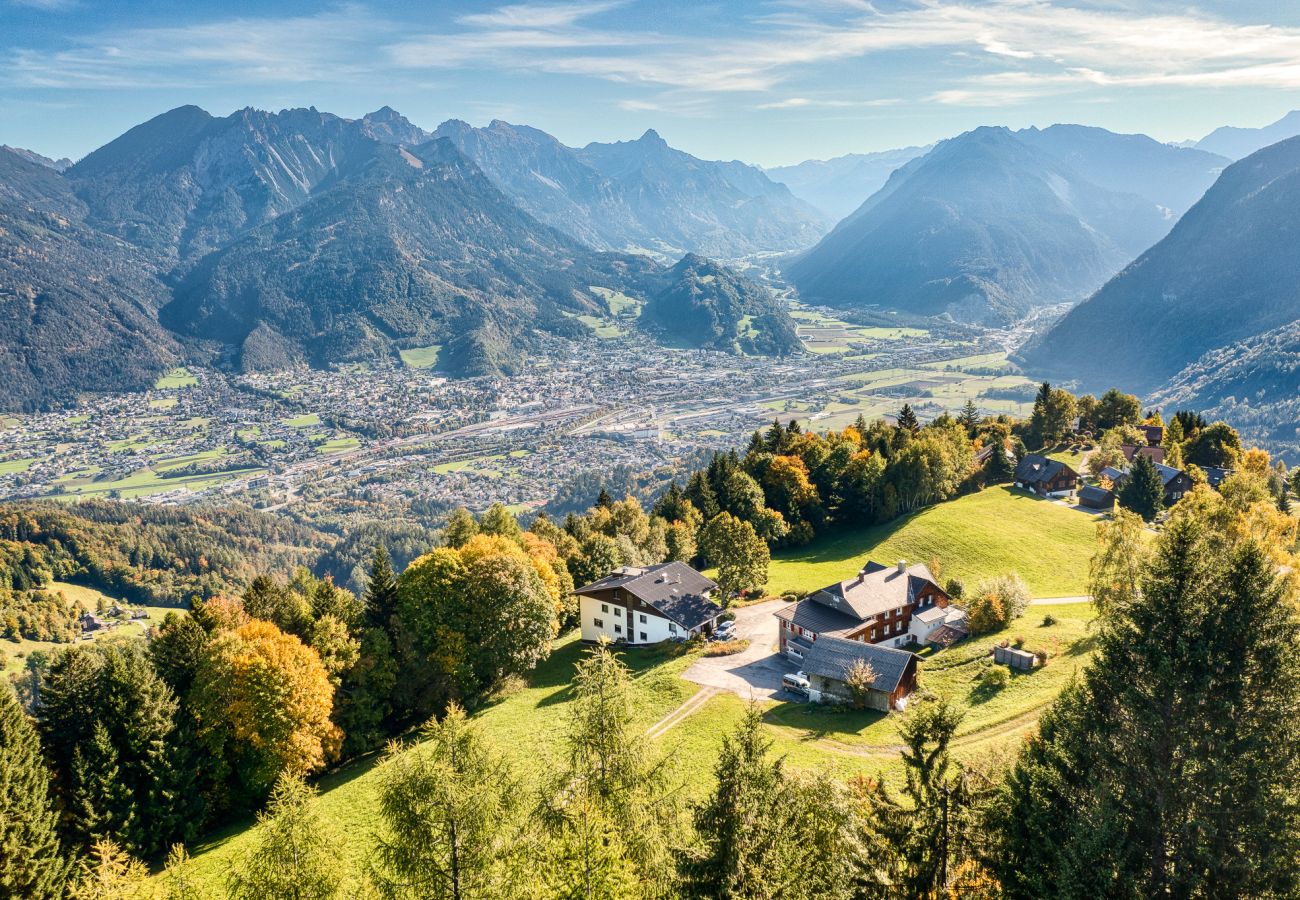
[775,559,951,654]
[800,635,919,711]
[574,562,720,645]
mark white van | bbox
[782,672,810,694]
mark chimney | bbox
[897,559,907,574]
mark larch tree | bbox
[681,705,857,900]
[0,682,70,900]
[227,775,349,900]
[539,643,676,898]
[370,703,523,900]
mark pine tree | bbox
[684,471,721,521]
[994,513,1300,898]
[1118,454,1165,521]
[1279,488,1292,515]
[364,546,400,633]
[596,488,614,509]
[371,704,522,899]
[982,442,1013,484]
[227,775,349,900]
[0,683,70,900]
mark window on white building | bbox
[669,623,677,633]
[640,632,647,641]
[614,624,622,634]
[594,618,604,628]
[639,614,647,623]
[601,603,608,613]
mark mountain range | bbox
[785,125,1228,324]
[1019,135,1300,459]
[0,105,805,409]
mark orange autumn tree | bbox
[191,619,340,814]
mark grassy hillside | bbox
[168,597,1095,884]
[768,486,1098,598]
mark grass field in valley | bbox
[167,486,1102,883]
[768,486,1099,599]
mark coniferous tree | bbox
[69,839,149,900]
[595,488,614,509]
[440,508,479,549]
[862,700,989,898]
[994,512,1300,898]
[681,706,857,900]
[982,442,1014,484]
[228,775,349,900]
[539,644,675,896]
[896,404,920,434]
[371,704,522,899]
[1118,454,1165,521]
[0,683,70,900]
[363,546,400,633]
[684,470,721,521]
[958,400,980,436]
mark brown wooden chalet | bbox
[1013,454,1079,496]
[775,560,950,655]
[574,562,720,645]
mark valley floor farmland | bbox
[0,312,1029,519]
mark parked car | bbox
[782,671,810,695]
[714,621,737,640]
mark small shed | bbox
[994,645,1038,671]
[1079,484,1115,509]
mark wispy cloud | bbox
[5,0,1300,115]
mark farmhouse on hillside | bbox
[574,562,721,645]
[800,635,919,711]
[776,560,959,654]
[1078,483,1116,510]
[1014,454,1079,497]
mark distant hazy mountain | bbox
[786,125,1214,324]
[1,145,73,173]
[642,254,801,355]
[1015,125,1227,216]
[1195,110,1300,160]
[765,146,929,221]
[434,121,828,258]
[1018,135,1300,400]
[0,147,178,411]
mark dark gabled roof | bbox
[801,635,915,693]
[1079,484,1115,505]
[1100,465,1128,484]
[806,561,943,622]
[1153,463,1188,487]
[1014,453,1078,485]
[1203,466,1232,487]
[574,562,720,630]
[775,599,861,637]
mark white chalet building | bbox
[574,562,722,645]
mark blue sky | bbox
[3,0,1300,166]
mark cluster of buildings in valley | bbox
[0,322,1000,518]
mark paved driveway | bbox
[682,598,800,700]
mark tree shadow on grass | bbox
[761,700,886,741]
